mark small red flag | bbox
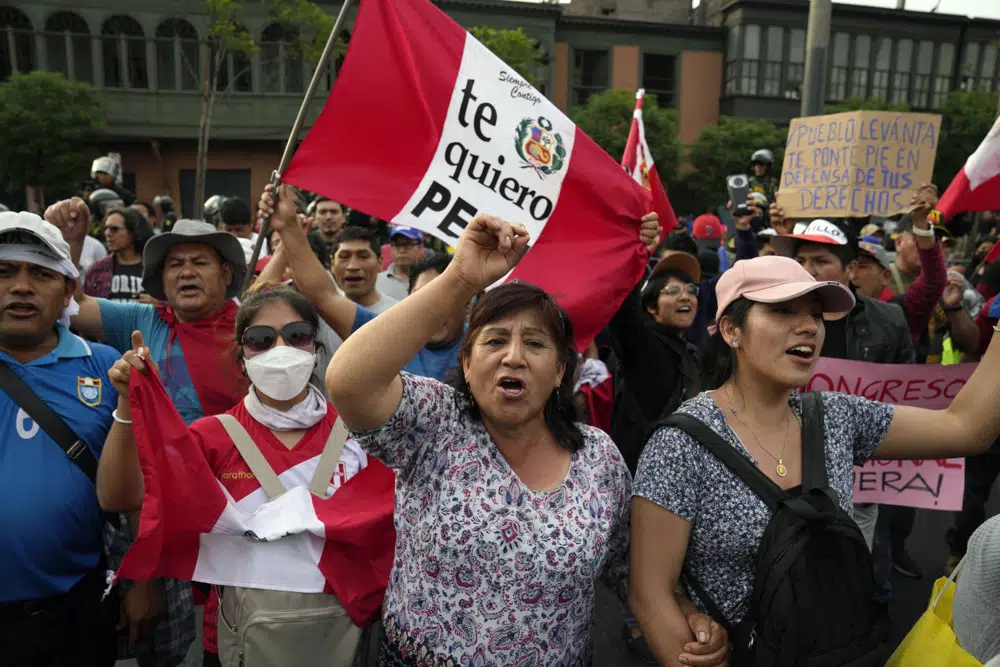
[937,117,1000,220]
[622,89,679,234]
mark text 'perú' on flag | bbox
[282,0,655,345]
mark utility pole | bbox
[800,0,832,117]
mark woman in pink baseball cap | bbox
[628,255,1000,667]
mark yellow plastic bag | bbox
[887,568,982,667]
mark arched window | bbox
[101,14,147,88]
[213,23,252,93]
[0,7,36,82]
[44,12,91,83]
[155,19,198,91]
[261,23,303,93]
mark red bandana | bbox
[156,301,247,417]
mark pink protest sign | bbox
[805,358,974,511]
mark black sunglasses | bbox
[241,321,316,354]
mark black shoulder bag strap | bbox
[661,412,790,632]
[799,391,828,491]
[664,412,788,509]
[0,360,98,483]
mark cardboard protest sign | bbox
[778,111,941,219]
[805,358,971,511]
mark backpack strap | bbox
[800,392,829,491]
[308,417,349,498]
[216,414,286,500]
[663,412,787,510]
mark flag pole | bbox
[243,0,354,292]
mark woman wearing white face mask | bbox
[99,284,383,667]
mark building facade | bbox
[698,0,1000,125]
[1,0,995,214]
[0,0,724,215]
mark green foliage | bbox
[934,90,999,189]
[470,26,545,87]
[204,0,343,67]
[571,89,682,186]
[0,71,106,193]
[684,116,787,209]
[825,97,910,113]
[204,0,258,56]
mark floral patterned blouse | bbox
[351,372,632,667]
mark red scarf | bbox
[156,301,247,417]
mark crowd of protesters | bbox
[1,147,999,667]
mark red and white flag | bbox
[118,366,396,626]
[937,116,1000,219]
[622,89,678,234]
[283,0,651,345]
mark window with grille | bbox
[762,26,783,97]
[872,38,892,100]
[979,44,997,92]
[961,42,980,91]
[571,49,609,107]
[850,35,871,99]
[642,53,675,107]
[785,28,805,99]
[740,25,760,95]
[890,39,913,105]
[911,40,933,108]
[212,28,253,93]
[101,15,147,89]
[44,11,91,83]
[932,43,955,108]
[828,32,849,101]
[725,25,740,95]
[261,23,304,94]
[0,7,36,82]
[155,19,199,92]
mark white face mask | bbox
[245,346,315,401]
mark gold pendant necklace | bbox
[727,386,791,478]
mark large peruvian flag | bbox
[622,89,679,233]
[283,0,651,345]
[118,366,396,626]
[937,116,1000,219]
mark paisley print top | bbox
[352,372,632,667]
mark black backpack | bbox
[663,392,883,667]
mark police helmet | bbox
[203,195,227,227]
[89,188,124,219]
[91,156,120,181]
[751,149,774,166]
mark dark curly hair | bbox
[104,206,153,254]
[448,282,583,453]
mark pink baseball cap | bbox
[715,256,855,322]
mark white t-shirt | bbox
[238,233,269,266]
[80,236,108,273]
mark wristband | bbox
[112,409,133,425]
[910,225,935,238]
[942,305,963,314]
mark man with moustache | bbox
[0,213,120,666]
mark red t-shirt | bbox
[191,400,368,655]
[190,401,366,506]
